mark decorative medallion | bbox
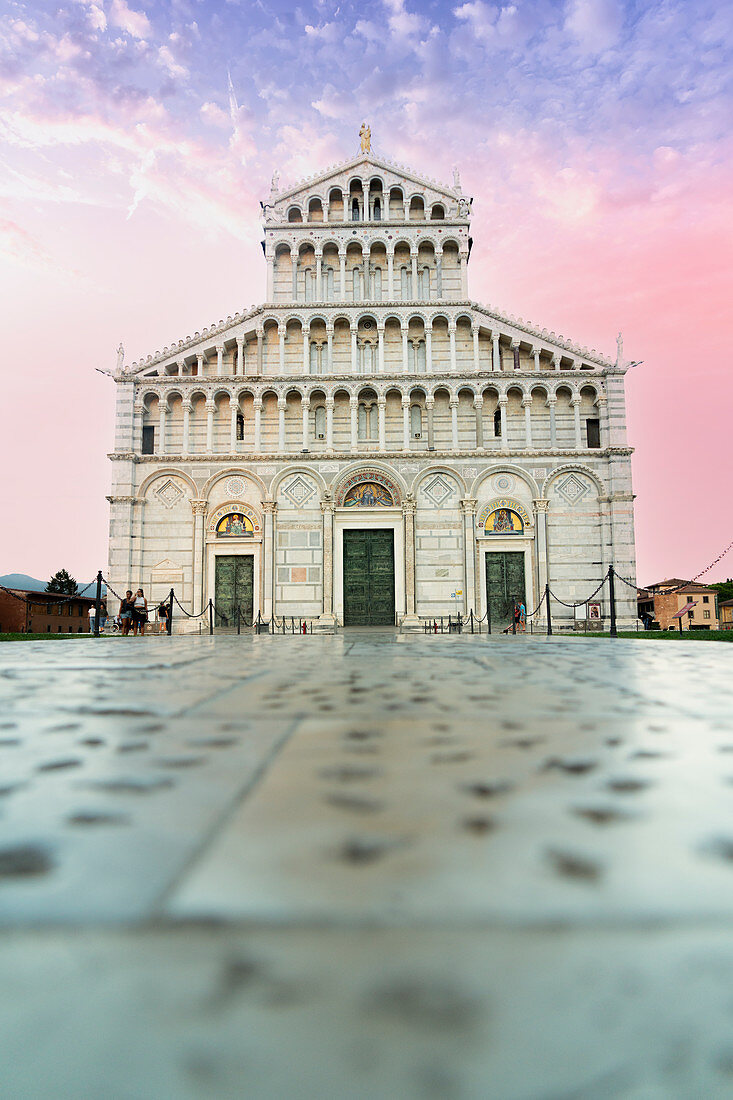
[493,474,515,493]
[421,474,457,508]
[154,479,184,509]
[282,475,317,507]
[555,473,590,506]
[335,468,401,507]
[226,476,246,497]
[477,498,532,532]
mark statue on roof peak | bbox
[359,123,371,154]
[452,166,462,192]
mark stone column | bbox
[236,336,244,375]
[474,396,484,449]
[402,327,409,373]
[436,251,443,298]
[339,251,346,299]
[350,397,358,450]
[533,499,550,620]
[378,397,386,451]
[266,252,274,300]
[532,346,541,371]
[492,333,501,372]
[278,396,286,451]
[411,249,418,297]
[552,353,561,372]
[205,400,215,453]
[402,396,410,450]
[572,395,582,448]
[279,326,286,374]
[262,501,276,618]
[326,324,334,373]
[350,323,358,373]
[522,395,533,448]
[425,325,433,373]
[315,250,322,301]
[426,396,435,451]
[302,325,310,374]
[230,401,238,453]
[316,498,337,631]
[253,397,262,452]
[450,398,459,449]
[377,323,385,372]
[301,396,310,450]
[460,498,477,613]
[547,395,557,447]
[449,320,457,372]
[191,500,207,615]
[182,399,191,454]
[256,330,263,375]
[387,249,394,299]
[401,498,420,632]
[292,257,299,299]
[512,339,520,370]
[216,344,224,376]
[197,353,205,378]
[472,325,480,371]
[403,199,410,221]
[326,397,334,450]
[596,395,608,447]
[459,250,468,297]
[499,395,508,451]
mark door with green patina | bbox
[215,555,254,626]
[343,529,395,626]
[485,551,526,631]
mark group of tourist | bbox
[114,589,169,635]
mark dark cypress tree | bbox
[46,569,78,595]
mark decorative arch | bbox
[201,467,268,500]
[411,465,467,499]
[334,467,403,508]
[207,500,261,538]
[470,465,540,500]
[138,467,197,499]
[271,464,327,498]
[477,498,532,534]
[542,464,607,501]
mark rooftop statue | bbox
[359,123,371,153]
[616,331,623,365]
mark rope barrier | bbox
[548,575,608,609]
[624,537,733,595]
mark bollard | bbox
[167,588,174,636]
[236,606,241,635]
[545,584,552,636]
[93,570,103,637]
[470,610,474,635]
[208,599,213,636]
[487,601,492,635]
[512,600,517,635]
[608,565,618,638]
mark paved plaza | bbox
[2,633,733,1098]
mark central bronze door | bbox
[215,555,254,626]
[343,529,395,626]
[485,551,526,631]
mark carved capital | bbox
[205,399,216,412]
[546,395,557,406]
[253,397,263,409]
[533,498,550,514]
[196,353,205,365]
[325,397,335,408]
[570,396,581,406]
[473,396,484,408]
[262,500,277,515]
[460,497,477,515]
[320,499,335,515]
[402,395,411,408]
[498,395,508,407]
[277,396,287,409]
[216,343,224,353]
[190,499,208,516]
[402,500,417,517]
[521,396,532,408]
[492,332,501,344]
[425,396,435,409]
[449,397,459,408]
[510,338,520,349]
[236,335,244,347]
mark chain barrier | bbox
[548,574,608,609]
[619,537,733,595]
[1,580,96,607]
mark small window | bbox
[142,425,155,454]
[352,199,360,221]
[586,418,600,448]
[315,405,326,439]
[410,404,422,438]
[493,408,501,437]
[688,610,694,619]
[374,198,381,220]
[704,610,710,619]
[703,595,709,604]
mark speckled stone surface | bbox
[1,633,733,1098]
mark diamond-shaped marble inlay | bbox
[282,475,316,507]
[226,477,245,497]
[422,474,456,507]
[556,473,590,506]
[155,479,184,509]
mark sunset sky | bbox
[1,0,731,586]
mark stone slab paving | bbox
[1,633,733,1098]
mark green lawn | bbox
[561,630,733,642]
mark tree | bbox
[710,578,733,602]
[46,569,78,595]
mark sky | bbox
[1,0,732,587]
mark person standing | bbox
[157,599,169,635]
[119,591,134,636]
[88,604,96,634]
[518,600,526,634]
[132,589,148,636]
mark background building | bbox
[638,579,720,630]
[0,587,99,634]
[107,141,637,630]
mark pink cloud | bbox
[108,0,150,40]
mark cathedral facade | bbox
[107,141,637,630]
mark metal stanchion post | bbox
[167,588,174,636]
[545,584,552,636]
[237,606,241,635]
[512,600,517,635]
[209,599,213,636]
[608,566,618,638]
[93,571,103,637]
[487,601,492,635]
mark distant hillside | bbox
[0,574,106,595]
